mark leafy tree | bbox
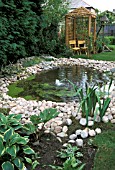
[0,0,68,67]
[37,0,68,55]
[0,0,43,66]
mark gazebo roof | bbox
[66,7,96,18]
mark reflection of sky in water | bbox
[19,65,111,102]
[36,65,110,88]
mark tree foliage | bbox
[0,0,68,67]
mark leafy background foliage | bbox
[0,0,68,67]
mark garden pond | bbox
[8,65,111,102]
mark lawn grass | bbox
[92,130,115,170]
[92,49,115,61]
[73,49,115,61]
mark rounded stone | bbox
[89,129,96,137]
[79,118,87,126]
[71,111,77,117]
[102,116,109,123]
[76,139,83,147]
[88,121,94,126]
[111,119,115,124]
[108,114,113,120]
[66,118,72,125]
[68,140,76,143]
[81,130,88,138]
[95,128,102,134]
[69,134,77,140]
[62,126,68,133]
[57,132,67,138]
[75,129,82,136]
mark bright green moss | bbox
[8,82,24,97]
[26,75,36,81]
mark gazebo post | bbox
[88,15,91,37]
[88,15,91,56]
[93,18,96,54]
[73,17,76,40]
[65,16,69,46]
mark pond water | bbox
[10,65,111,102]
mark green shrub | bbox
[105,36,115,45]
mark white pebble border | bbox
[0,57,115,147]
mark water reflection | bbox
[18,65,111,102]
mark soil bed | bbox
[26,133,96,170]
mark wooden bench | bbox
[69,40,80,55]
[78,40,88,55]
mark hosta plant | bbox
[0,128,39,170]
[0,113,23,133]
[23,108,59,140]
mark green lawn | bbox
[92,49,115,61]
[74,49,115,61]
[92,130,115,170]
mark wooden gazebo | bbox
[65,7,96,53]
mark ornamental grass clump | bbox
[66,78,112,125]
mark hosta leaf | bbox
[6,145,17,157]
[0,140,5,156]
[0,113,8,124]
[4,128,14,143]
[15,137,29,145]
[30,115,41,125]
[39,108,59,123]
[23,123,35,135]
[2,161,14,170]
[13,114,22,120]
[9,133,20,145]
[13,158,24,169]
[13,125,22,130]
[32,160,39,169]
[0,134,4,142]
[23,146,35,154]
[25,157,32,164]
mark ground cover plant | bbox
[0,108,60,170]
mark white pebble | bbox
[81,130,88,138]
[75,129,82,136]
[102,116,109,123]
[66,118,72,125]
[89,129,96,137]
[79,118,87,126]
[76,139,83,147]
[69,134,77,140]
[95,128,102,134]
